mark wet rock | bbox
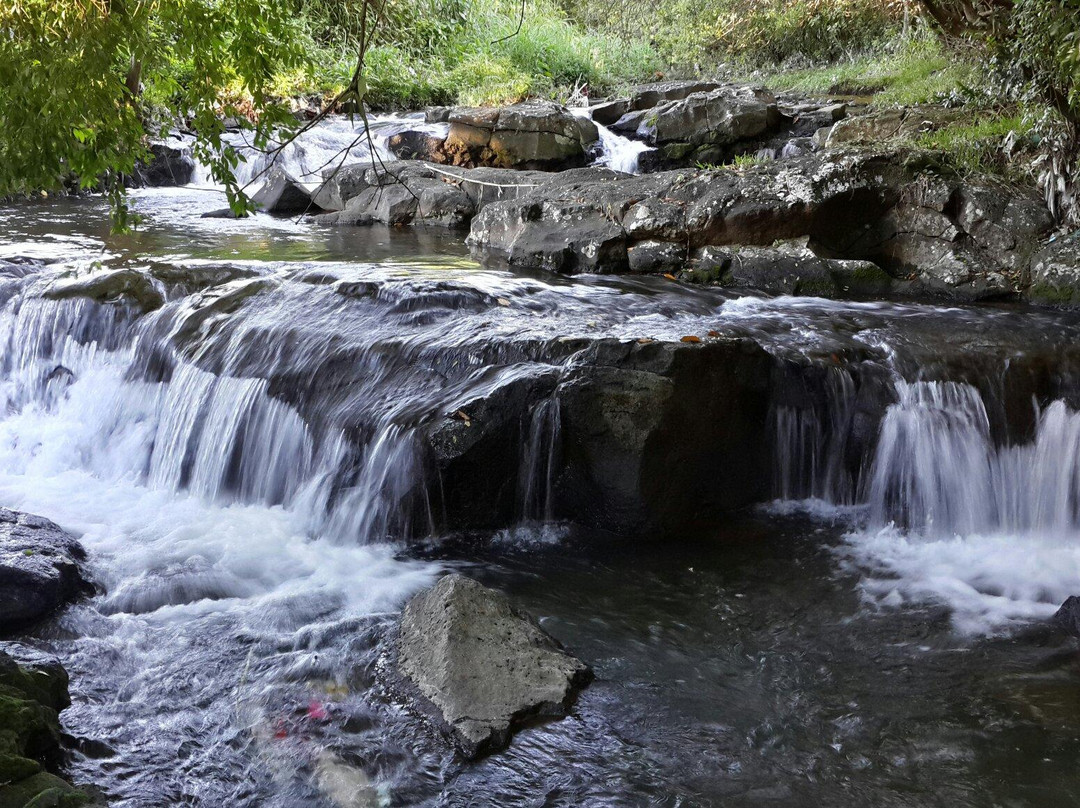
[633,85,786,165]
[1052,595,1080,638]
[467,148,1052,300]
[0,510,92,633]
[44,267,167,313]
[0,645,89,807]
[848,175,1052,300]
[251,166,322,215]
[128,139,196,187]
[1029,237,1080,306]
[397,574,591,759]
[825,106,964,147]
[315,161,626,229]
[686,240,893,297]
[468,150,906,275]
[591,80,724,127]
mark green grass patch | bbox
[914,114,1034,180]
[283,0,661,109]
[759,34,978,106]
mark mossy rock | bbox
[0,652,89,808]
[0,773,88,808]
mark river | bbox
[3,181,1080,807]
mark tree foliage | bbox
[0,0,307,226]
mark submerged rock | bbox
[44,267,167,313]
[0,645,89,807]
[0,510,92,633]
[397,574,592,759]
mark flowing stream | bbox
[4,183,1080,807]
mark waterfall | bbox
[866,381,1080,536]
[518,396,562,522]
[189,115,449,189]
[770,366,858,503]
[591,122,652,175]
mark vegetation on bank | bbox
[255,0,660,109]
[1,0,1077,226]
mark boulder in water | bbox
[0,509,92,632]
[44,267,167,313]
[251,166,322,215]
[1053,596,1080,638]
[397,574,592,759]
[128,139,196,187]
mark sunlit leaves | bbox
[0,0,307,228]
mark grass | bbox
[914,114,1035,180]
[273,0,661,109]
[757,33,979,106]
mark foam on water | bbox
[821,381,1080,633]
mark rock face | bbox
[314,161,626,227]
[0,645,88,807]
[0,510,92,632]
[466,149,1052,299]
[385,101,599,171]
[614,85,786,166]
[397,574,591,759]
[428,337,775,535]
[1029,237,1080,305]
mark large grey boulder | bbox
[251,166,322,214]
[397,574,591,759]
[1029,237,1080,305]
[630,85,785,165]
[0,510,92,632]
[590,79,724,126]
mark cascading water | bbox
[517,396,562,523]
[190,114,449,189]
[590,122,652,174]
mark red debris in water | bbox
[307,701,329,721]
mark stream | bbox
[3,176,1080,807]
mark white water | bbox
[774,372,1080,633]
[591,122,652,174]
[191,115,449,190]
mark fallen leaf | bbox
[452,409,472,426]
[496,298,511,307]
[637,337,653,344]
[680,335,701,343]
[707,330,720,337]
[663,273,678,281]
